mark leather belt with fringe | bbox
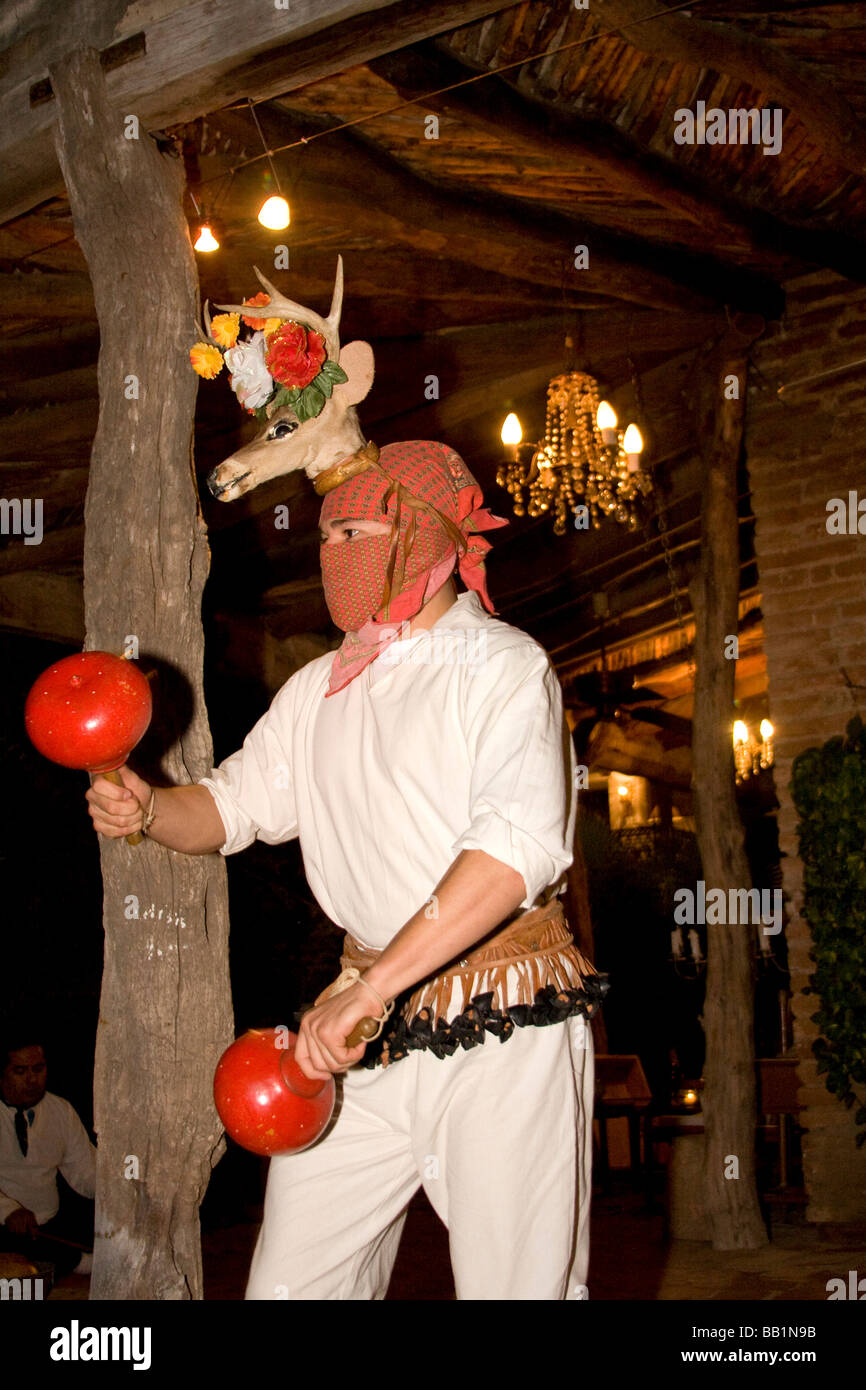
[339,898,610,1068]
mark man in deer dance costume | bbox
[88,273,608,1301]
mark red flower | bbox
[241,291,272,330]
[265,322,326,390]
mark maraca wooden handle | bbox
[102,769,144,847]
[346,1017,380,1048]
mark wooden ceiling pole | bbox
[207,104,719,311]
[49,47,233,1300]
[255,102,781,314]
[0,271,95,319]
[601,0,866,177]
[689,314,767,1250]
[0,0,515,225]
[373,43,866,284]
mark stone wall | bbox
[746,270,866,1222]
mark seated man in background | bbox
[0,1032,96,1277]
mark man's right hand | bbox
[86,764,151,839]
[6,1207,39,1238]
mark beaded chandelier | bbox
[497,369,653,536]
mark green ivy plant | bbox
[791,715,866,1147]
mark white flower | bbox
[225,333,273,409]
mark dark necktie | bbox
[14,1108,31,1157]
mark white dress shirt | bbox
[200,591,577,951]
[0,1092,96,1225]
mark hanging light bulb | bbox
[246,99,291,232]
[258,195,290,230]
[194,223,219,253]
[596,400,617,444]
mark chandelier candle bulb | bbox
[500,412,522,461]
[597,400,617,444]
[671,927,684,959]
[623,423,643,471]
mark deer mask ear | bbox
[335,341,375,407]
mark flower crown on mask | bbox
[189,291,347,424]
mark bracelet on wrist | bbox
[357,973,393,1018]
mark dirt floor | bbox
[44,1178,866,1301]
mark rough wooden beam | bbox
[373,45,758,249]
[0,271,94,318]
[0,523,83,574]
[0,365,97,410]
[366,311,719,426]
[0,461,88,506]
[689,316,767,1250]
[377,43,866,284]
[377,360,558,439]
[204,232,611,315]
[0,570,84,643]
[601,0,866,177]
[211,105,698,310]
[585,714,692,788]
[252,104,783,313]
[0,400,97,457]
[0,0,514,224]
[0,323,98,380]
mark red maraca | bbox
[214,1020,379,1156]
[25,651,152,846]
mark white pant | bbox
[245,1014,594,1301]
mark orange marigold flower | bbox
[242,291,273,330]
[190,341,224,379]
[210,313,240,348]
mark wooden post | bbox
[689,320,767,1250]
[563,828,608,1052]
[50,49,233,1299]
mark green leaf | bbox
[321,359,348,385]
[294,383,326,423]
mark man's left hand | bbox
[294,983,378,1081]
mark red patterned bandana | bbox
[319,441,508,695]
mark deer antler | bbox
[215,255,344,361]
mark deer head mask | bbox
[198,257,375,501]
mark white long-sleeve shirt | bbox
[200,591,577,951]
[0,1093,96,1225]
